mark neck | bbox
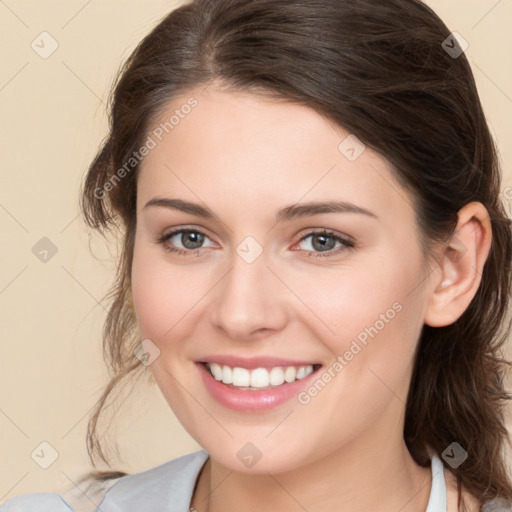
[191,410,433,512]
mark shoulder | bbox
[0,493,74,511]
[101,448,209,494]
[0,450,209,512]
[98,448,209,510]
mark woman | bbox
[2,0,511,511]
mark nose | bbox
[208,247,288,341]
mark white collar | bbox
[425,452,447,512]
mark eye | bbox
[295,230,355,258]
[156,227,355,259]
[157,228,214,256]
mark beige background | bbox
[1,0,511,503]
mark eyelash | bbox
[156,228,355,259]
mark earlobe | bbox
[424,202,492,328]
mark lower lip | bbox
[196,362,321,412]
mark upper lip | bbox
[197,355,321,369]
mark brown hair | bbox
[78,0,512,509]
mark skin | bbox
[131,82,491,512]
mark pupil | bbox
[313,234,334,251]
[183,231,204,249]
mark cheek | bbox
[295,252,425,379]
[130,242,204,420]
[130,240,215,343]
[292,267,423,445]
[131,240,180,340]
[293,262,412,341]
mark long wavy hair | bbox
[77,0,512,510]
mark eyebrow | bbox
[143,197,379,223]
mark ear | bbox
[423,202,492,327]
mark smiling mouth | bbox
[203,362,322,390]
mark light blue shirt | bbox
[0,450,449,511]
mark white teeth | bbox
[284,366,296,382]
[269,367,285,386]
[232,367,250,387]
[250,368,269,388]
[210,363,223,381]
[222,365,233,384]
[207,363,315,389]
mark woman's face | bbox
[131,84,435,473]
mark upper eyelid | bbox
[160,227,214,245]
[161,226,215,242]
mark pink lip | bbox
[196,361,322,412]
[197,355,320,369]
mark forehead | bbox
[136,85,415,226]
